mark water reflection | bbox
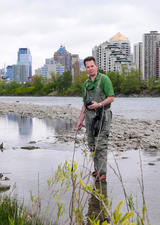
[43,117,73,135]
[0,113,75,149]
[6,113,74,137]
[86,182,108,224]
[7,114,33,136]
[142,150,159,157]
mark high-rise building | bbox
[71,54,80,80]
[17,48,32,77]
[47,64,57,79]
[55,63,65,75]
[143,31,160,80]
[35,68,41,76]
[110,32,131,56]
[35,46,79,78]
[133,42,143,76]
[41,64,48,77]
[37,60,65,78]
[54,45,72,73]
[0,68,5,79]
[12,64,29,82]
[92,40,109,71]
[80,59,86,72]
[92,32,132,73]
[45,57,65,76]
[6,66,13,80]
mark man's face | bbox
[85,60,98,77]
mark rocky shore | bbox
[0,102,159,152]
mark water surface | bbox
[0,112,160,224]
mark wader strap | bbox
[96,74,110,110]
[84,75,103,99]
[97,74,103,89]
[95,74,104,99]
[84,79,89,99]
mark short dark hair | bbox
[83,56,96,66]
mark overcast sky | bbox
[0,0,159,73]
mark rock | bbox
[21,146,40,150]
[149,144,158,149]
[115,142,122,147]
[29,141,36,144]
[148,162,155,166]
[144,133,150,136]
[0,142,3,149]
[128,132,139,139]
[141,121,151,125]
[0,183,10,191]
[75,139,80,144]
[63,138,68,142]
[121,157,128,159]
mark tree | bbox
[50,72,60,91]
[32,75,43,92]
[98,69,106,74]
[74,71,88,86]
[147,76,156,89]
[57,71,72,93]
[107,71,121,94]
[68,71,88,95]
[120,68,142,94]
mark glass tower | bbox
[17,48,32,77]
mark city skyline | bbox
[2,30,159,75]
[4,30,160,81]
[0,0,159,72]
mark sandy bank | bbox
[0,102,159,151]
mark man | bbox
[76,56,114,182]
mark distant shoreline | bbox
[0,90,160,98]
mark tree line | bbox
[0,69,160,96]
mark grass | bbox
[0,195,49,225]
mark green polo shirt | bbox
[82,72,114,101]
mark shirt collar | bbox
[88,72,101,82]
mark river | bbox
[0,96,160,224]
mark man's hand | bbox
[76,120,83,130]
[76,104,86,130]
[87,96,114,110]
[87,101,99,110]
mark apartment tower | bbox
[71,54,80,80]
[143,31,160,80]
[92,32,132,73]
[133,42,143,76]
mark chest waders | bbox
[84,75,112,176]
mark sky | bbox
[0,0,159,73]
